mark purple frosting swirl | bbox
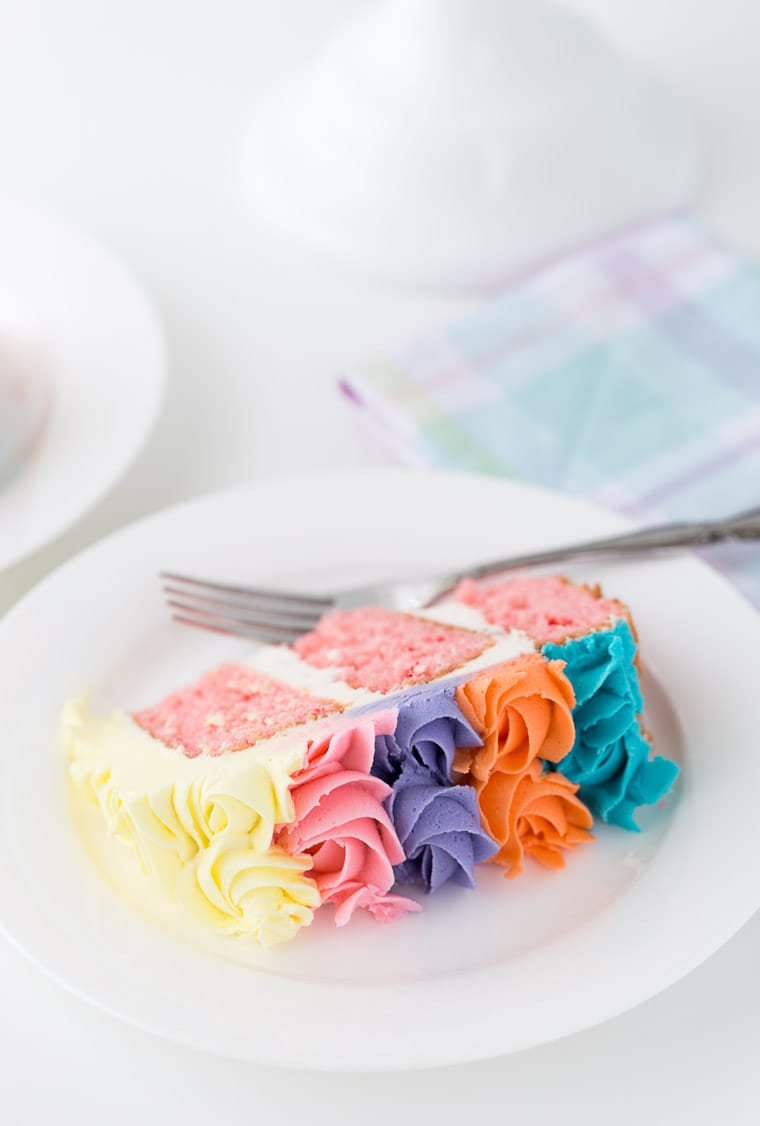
[372,687,497,892]
[373,686,482,785]
[388,762,498,891]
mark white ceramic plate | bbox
[0,469,758,1070]
[0,198,166,569]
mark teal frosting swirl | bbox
[542,620,679,829]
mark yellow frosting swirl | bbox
[178,838,320,945]
[63,699,320,945]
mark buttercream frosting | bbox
[277,713,419,924]
[246,644,381,707]
[388,762,498,891]
[542,621,680,827]
[371,688,497,891]
[373,685,481,786]
[476,760,594,878]
[63,698,320,944]
[454,653,577,779]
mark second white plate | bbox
[0,198,166,569]
[0,470,758,1069]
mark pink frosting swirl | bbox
[278,714,420,926]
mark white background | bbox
[1,1,759,1120]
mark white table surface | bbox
[1,1,759,1120]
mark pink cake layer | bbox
[293,607,493,694]
[453,575,623,644]
[133,663,342,758]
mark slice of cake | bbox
[63,574,678,947]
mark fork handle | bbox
[465,503,760,580]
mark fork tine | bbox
[169,608,306,644]
[163,587,323,629]
[171,615,304,645]
[160,571,333,611]
[165,598,319,638]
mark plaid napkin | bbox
[341,216,760,608]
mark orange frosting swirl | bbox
[454,653,592,877]
[476,760,594,878]
[453,653,576,779]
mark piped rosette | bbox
[276,714,419,925]
[452,654,594,878]
[371,688,499,892]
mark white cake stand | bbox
[241,0,698,290]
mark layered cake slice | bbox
[63,575,678,947]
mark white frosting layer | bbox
[410,599,536,676]
[246,645,381,707]
[411,600,504,634]
[442,627,535,677]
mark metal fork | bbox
[161,503,760,644]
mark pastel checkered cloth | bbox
[341,216,760,608]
